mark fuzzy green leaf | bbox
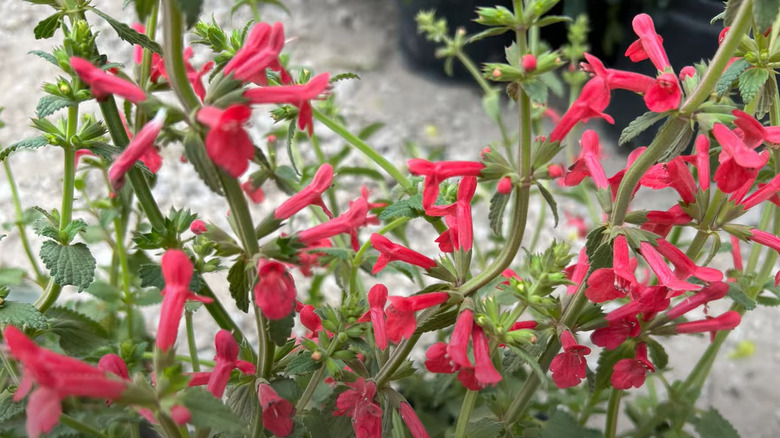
[753,0,780,31]
[34,13,61,39]
[716,58,750,97]
[521,79,548,103]
[415,308,458,334]
[40,241,96,292]
[175,0,203,28]
[536,183,559,227]
[738,68,769,104]
[179,388,246,434]
[29,50,58,66]
[36,95,76,118]
[378,194,425,221]
[489,191,510,236]
[47,307,110,355]
[0,136,48,164]
[594,342,633,391]
[284,351,321,375]
[269,311,295,346]
[693,408,740,438]
[727,283,756,310]
[330,72,361,83]
[302,409,353,438]
[619,111,667,146]
[541,410,602,438]
[482,91,501,124]
[0,390,25,423]
[466,418,504,438]
[183,130,224,195]
[646,338,669,370]
[226,382,257,427]
[228,258,250,313]
[723,0,745,26]
[0,301,49,330]
[88,8,163,54]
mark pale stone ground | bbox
[1,0,779,436]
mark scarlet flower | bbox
[472,325,502,387]
[157,250,213,351]
[640,157,697,203]
[399,402,430,438]
[679,66,696,80]
[425,176,478,251]
[196,330,255,397]
[370,233,437,274]
[98,354,130,380]
[197,105,255,178]
[447,309,474,368]
[666,282,729,320]
[357,284,389,350]
[605,285,670,323]
[639,240,721,293]
[109,110,166,190]
[224,22,285,84]
[254,259,297,320]
[674,310,741,334]
[565,247,589,295]
[132,23,146,64]
[3,326,127,438]
[711,123,769,194]
[625,14,670,71]
[549,77,613,142]
[644,72,682,112]
[386,292,450,343]
[739,173,780,210]
[591,316,641,350]
[275,164,334,220]
[407,158,485,209]
[297,197,369,250]
[611,342,654,390]
[190,219,207,235]
[424,342,458,373]
[259,383,296,437]
[241,179,265,203]
[695,134,711,191]
[183,47,213,101]
[549,330,591,388]
[334,378,383,438]
[245,73,330,105]
[70,57,146,103]
[641,205,693,238]
[585,235,638,303]
[731,235,744,271]
[563,130,609,190]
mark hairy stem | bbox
[605,389,622,438]
[60,414,108,438]
[454,390,479,438]
[185,310,200,372]
[2,159,45,284]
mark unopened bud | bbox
[311,350,322,361]
[497,176,513,194]
[522,54,537,72]
[492,68,502,78]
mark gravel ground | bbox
[1,1,779,436]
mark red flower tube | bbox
[259,383,296,437]
[275,164,334,219]
[224,22,285,84]
[386,292,450,343]
[447,309,474,368]
[357,284,389,350]
[70,57,146,103]
[626,14,670,71]
[254,259,297,320]
[370,233,437,274]
[205,330,256,397]
[666,282,729,320]
[197,105,256,178]
[611,342,654,390]
[549,77,613,142]
[407,158,485,209]
[399,402,430,438]
[334,378,383,438]
[472,325,502,387]
[674,310,741,334]
[549,330,590,388]
[244,73,330,105]
[108,110,166,190]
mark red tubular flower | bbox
[201,330,255,397]
[640,157,697,203]
[712,123,769,194]
[254,259,297,320]
[591,316,641,350]
[244,73,330,105]
[190,219,207,235]
[241,180,265,203]
[472,325,502,387]
[695,134,711,191]
[424,342,458,373]
[224,22,285,84]
[739,173,780,210]
[680,66,696,80]
[549,330,591,388]
[300,304,324,337]
[275,164,334,219]
[497,176,513,194]
[297,197,369,250]
[644,72,681,112]
[563,130,609,189]
[399,402,430,438]
[259,383,296,437]
[70,57,146,103]
[447,309,474,368]
[407,159,485,209]
[157,250,214,351]
[611,343,654,390]
[334,378,383,438]
[565,247,589,295]
[182,47,213,101]
[132,23,146,64]
[98,354,130,380]
[731,235,744,271]
[626,14,670,70]
[585,235,638,303]
[425,176,478,251]
[370,233,437,274]
[655,238,723,283]
[549,77,613,142]
[357,284,389,350]
[605,285,670,323]
[639,242,701,293]
[197,105,255,178]
[666,282,729,320]
[386,292,450,343]
[4,326,127,438]
[674,310,741,334]
[109,111,165,190]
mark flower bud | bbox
[522,54,537,72]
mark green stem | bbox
[113,217,134,339]
[161,0,201,112]
[59,414,108,438]
[605,389,622,438]
[158,412,185,438]
[139,2,160,91]
[528,190,546,252]
[198,283,253,357]
[375,332,421,388]
[312,107,415,194]
[2,159,45,283]
[142,351,216,368]
[185,310,200,372]
[746,204,773,273]
[296,363,327,411]
[454,390,479,438]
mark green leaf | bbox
[269,311,295,346]
[658,120,694,163]
[226,382,257,427]
[228,258,250,313]
[536,183,559,227]
[0,390,25,423]
[414,308,458,334]
[285,351,321,375]
[693,407,740,438]
[753,0,780,31]
[47,307,110,355]
[738,68,769,104]
[183,123,224,195]
[0,301,48,330]
[175,0,203,28]
[0,268,25,285]
[0,136,49,164]
[302,408,353,438]
[88,8,163,54]
[34,13,61,39]
[521,79,548,103]
[723,0,745,26]
[488,192,510,236]
[378,194,425,221]
[330,72,361,83]
[541,410,602,438]
[716,58,750,97]
[619,111,667,146]
[286,120,301,176]
[36,95,76,118]
[646,338,669,370]
[40,241,96,292]
[179,388,246,434]
[727,283,756,310]
[466,418,504,438]
[358,122,385,140]
[594,342,633,391]
[29,50,58,66]
[133,0,155,21]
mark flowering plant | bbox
[0,0,777,437]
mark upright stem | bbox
[161,0,201,112]
[2,159,45,283]
[113,217,134,338]
[185,310,200,372]
[605,389,622,438]
[454,390,479,438]
[375,332,421,388]
[59,414,109,438]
